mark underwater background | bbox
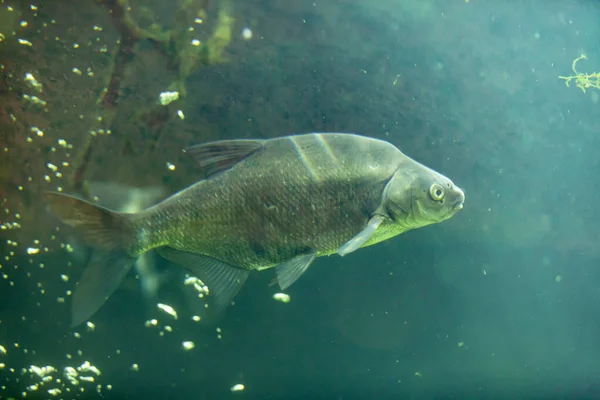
[2,0,600,398]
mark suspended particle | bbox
[144,319,158,327]
[157,303,178,319]
[24,73,43,92]
[241,27,252,40]
[273,293,290,303]
[159,91,179,106]
[231,384,245,392]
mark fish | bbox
[45,133,465,327]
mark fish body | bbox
[46,133,465,326]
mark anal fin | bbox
[337,215,384,256]
[276,251,317,290]
[156,247,249,313]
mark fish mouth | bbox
[451,187,465,212]
[453,201,464,211]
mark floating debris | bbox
[242,27,252,40]
[24,72,43,92]
[144,319,159,328]
[29,365,56,378]
[157,303,178,320]
[184,276,209,297]
[231,383,245,392]
[22,94,47,107]
[159,91,179,106]
[273,293,291,303]
[182,341,195,351]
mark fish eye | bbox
[429,184,444,201]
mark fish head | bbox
[384,160,465,229]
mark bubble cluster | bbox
[1,1,254,396]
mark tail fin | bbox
[84,181,168,299]
[45,192,138,327]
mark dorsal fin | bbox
[184,139,266,178]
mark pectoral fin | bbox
[156,247,249,313]
[184,139,266,178]
[276,251,318,290]
[337,215,384,256]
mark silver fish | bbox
[45,133,465,326]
